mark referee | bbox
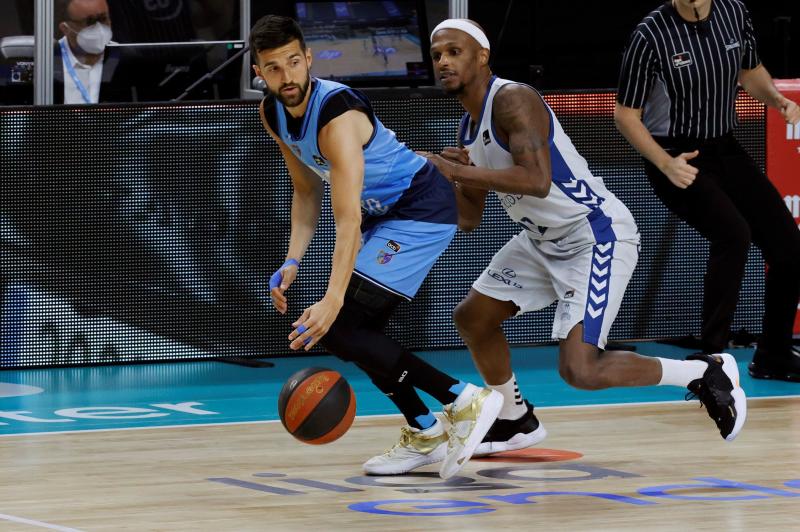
[614,0,800,382]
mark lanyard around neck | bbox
[59,39,92,104]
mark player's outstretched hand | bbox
[269,259,299,314]
[661,150,699,189]
[289,296,343,351]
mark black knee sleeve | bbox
[320,275,405,368]
[345,274,404,325]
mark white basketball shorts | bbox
[471,230,639,348]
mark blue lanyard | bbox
[59,39,92,104]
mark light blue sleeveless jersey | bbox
[274,78,426,217]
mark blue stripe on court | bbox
[0,343,796,435]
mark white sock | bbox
[488,374,528,420]
[417,419,443,436]
[453,382,480,407]
[657,357,708,387]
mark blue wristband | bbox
[269,258,300,291]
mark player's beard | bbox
[439,71,466,96]
[274,75,311,108]
[442,82,466,96]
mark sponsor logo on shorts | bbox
[561,302,572,322]
[313,155,327,167]
[564,290,574,299]
[489,269,522,289]
[386,240,401,252]
[377,250,394,264]
[482,129,491,145]
[501,267,516,278]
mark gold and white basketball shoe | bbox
[440,384,503,479]
[362,420,448,475]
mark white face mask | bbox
[72,22,113,55]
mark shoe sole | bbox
[720,353,747,442]
[472,423,548,457]
[363,443,446,475]
[439,389,504,479]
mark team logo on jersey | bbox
[671,52,693,69]
[386,240,401,252]
[290,144,302,157]
[376,250,394,264]
[312,155,327,167]
[482,129,491,145]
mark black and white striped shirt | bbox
[617,0,760,139]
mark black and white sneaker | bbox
[473,400,547,457]
[686,353,747,442]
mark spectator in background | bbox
[55,0,127,104]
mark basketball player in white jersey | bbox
[424,19,748,448]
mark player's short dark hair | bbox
[249,15,306,60]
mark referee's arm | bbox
[613,30,697,189]
[739,65,800,125]
[613,105,697,190]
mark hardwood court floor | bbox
[1,397,798,531]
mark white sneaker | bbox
[362,420,448,475]
[440,384,503,479]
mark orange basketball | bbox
[277,367,356,444]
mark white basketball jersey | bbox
[462,76,638,244]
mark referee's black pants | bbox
[645,133,800,356]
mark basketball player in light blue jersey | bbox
[424,19,747,447]
[250,15,502,479]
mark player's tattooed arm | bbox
[490,84,552,196]
[428,84,552,196]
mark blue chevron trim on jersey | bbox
[583,242,614,346]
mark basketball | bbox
[277,367,356,444]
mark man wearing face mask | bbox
[54,0,120,104]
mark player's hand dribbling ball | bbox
[277,367,356,444]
